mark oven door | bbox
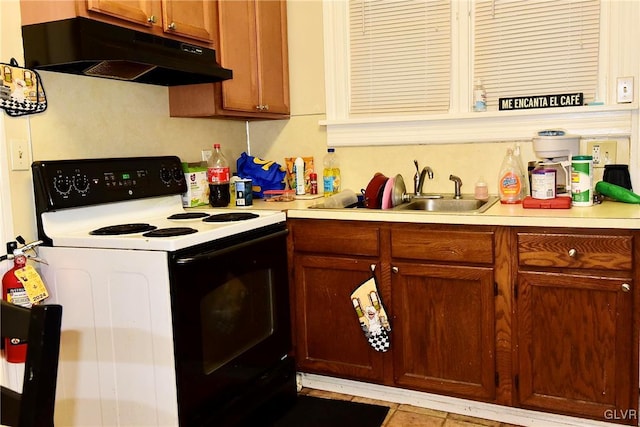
[169,224,293,426]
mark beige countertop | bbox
[246,195,640,229]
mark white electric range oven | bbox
[32,156,296,426]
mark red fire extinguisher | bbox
[2,237,45,363]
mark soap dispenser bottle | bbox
[498,148,524,204]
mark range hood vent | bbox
[21,17,232,86]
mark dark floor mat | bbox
[272,395,389,427]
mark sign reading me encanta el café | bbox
[499,93,584,111]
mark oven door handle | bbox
[174,229,289,265]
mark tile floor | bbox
[299,388,523,427]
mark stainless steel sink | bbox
[392,195,499,213]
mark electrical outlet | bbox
[201,149,212,162]
[591,144,600,164]
[587,140,617,167]
[10,139,30,171]
[617,77,634,103]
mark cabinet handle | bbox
[392,266,399,273]
[167,22,176,31]
[568,248,577,258]
[147,15,157,24]
[621,283,631,292]
[370,264,376,272]
[263,104,269,111]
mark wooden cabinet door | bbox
[254,0,289,114]
[161,0,216,43]
[169,0,289,119]
[86,0,155,28]
[391,262,496,401]
[218,0,260,113]
[516,272,635,422]
[293,254,385,382]
[217,0,289,117]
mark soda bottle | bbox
[322,148,341,197]
[207,143,230,207]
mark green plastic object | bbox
[595,181,640,204]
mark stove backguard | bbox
[32,156,187,245]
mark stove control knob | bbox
[73,173,90,194]
[53,174,73,196]
[172,167,185,183]
[160,167,172,184]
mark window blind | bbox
[474,0,600,108]
[349,0,451,115]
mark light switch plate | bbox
[10,139,30,171]
[616,77,634,103]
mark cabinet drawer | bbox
[291,220,380,257]
[517,232,632,271]
[391,225,494,264]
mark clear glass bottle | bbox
[206,143,230,207]
[322,148,341,197]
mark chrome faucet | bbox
[449,175,462,199]
[413,160,434,196]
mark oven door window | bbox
[201,270,274,374]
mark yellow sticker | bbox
[14,265,49,304]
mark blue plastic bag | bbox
[236,152,286,198]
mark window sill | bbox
[320,104,638,146]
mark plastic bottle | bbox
[206,143,230,207]
[473,78,487,112]
[474,177,489,201]
[498,147,524,204]
[294,157,306,195]
[513,143,530,198]
[323,148,341,197]
[309,172,318,195]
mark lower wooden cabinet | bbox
[516,272,634,421]
[514,228,637,424]
[391,262,496,401]
[292,254,385,382]
[289,220,639,425]
[389,223,499,401]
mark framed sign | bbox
[499,93,583,111]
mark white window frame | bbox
[321,0,638,147]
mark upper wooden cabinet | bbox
[84,0,155,28]
[169,0,290,119]
[86,0,216,44]
[21,0,217,47]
